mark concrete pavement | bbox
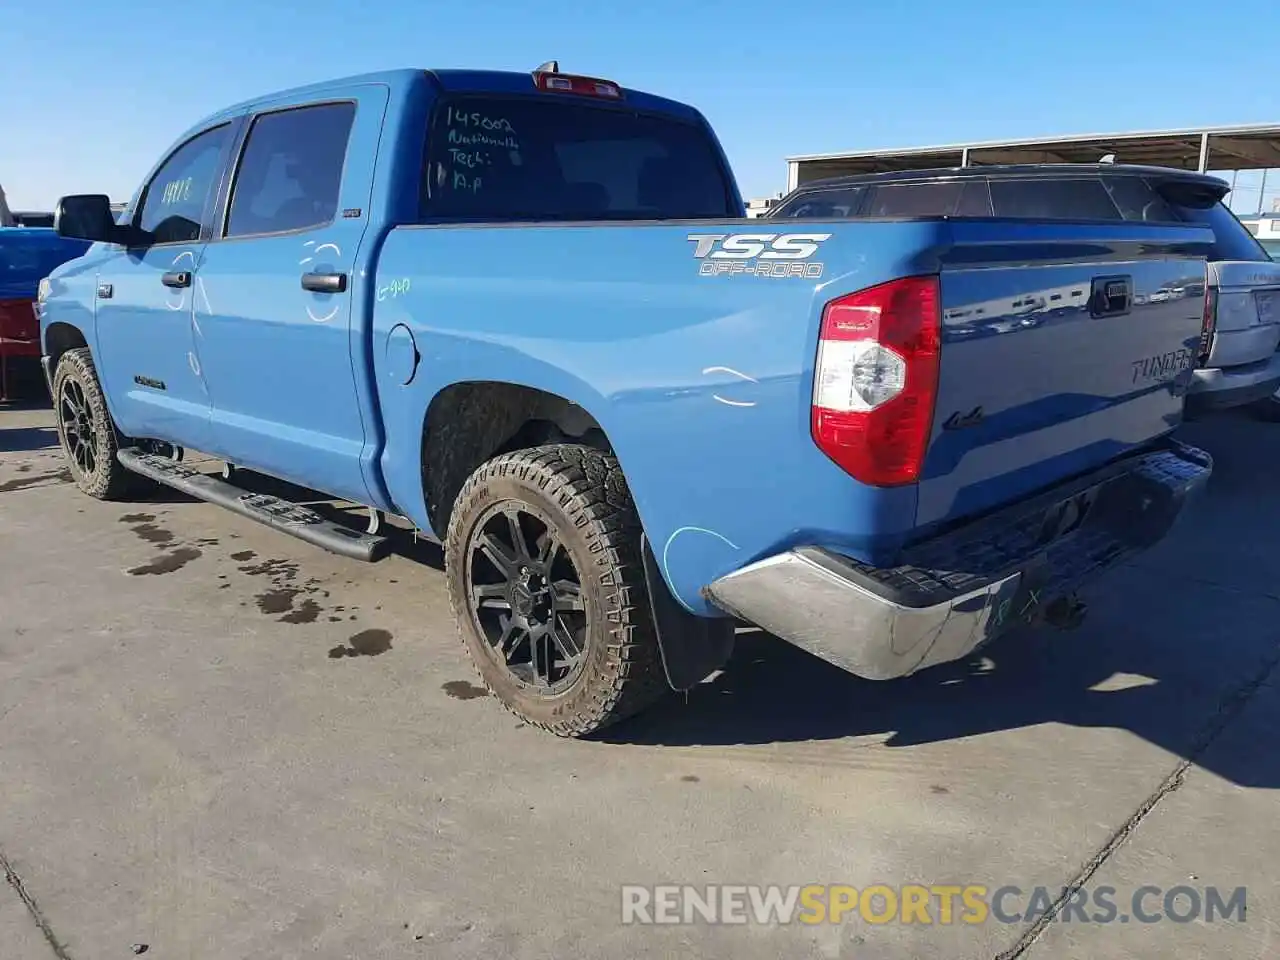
[1,398,1277,959]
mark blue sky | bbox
[4,0,1280,211]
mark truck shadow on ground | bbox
[607,412,1280,790]
[0,424,58,452]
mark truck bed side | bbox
[369,217,1212,614]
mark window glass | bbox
[137,124,231,244]
[422,96,734,221]
[865,181,967,217]
[1102,177,1178,222]
[1156,180,1271,261]
[989,178,1123,221]
[226,102,356,237]
[954,180,994,216]
[1261,238,1280,260]
[772,187,865,218]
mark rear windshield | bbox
[421,95,736,221]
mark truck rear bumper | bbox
[1185,351,1280,414]
[704,441,1212,681]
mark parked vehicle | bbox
[42,67,1213,736]
[0,226,90,398]
[11,211,55,228]
[770,165,1280,417]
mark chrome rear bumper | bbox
[705,443,1212,681]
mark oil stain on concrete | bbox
[329,629,394,659]
[442,680,489,700]
[238,557,333,624]
[128,547,203,576]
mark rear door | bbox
[195,87,385,504]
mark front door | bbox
[92,122,237,452]
[196,92,383,504]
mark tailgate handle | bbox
[1090,276,1132,318]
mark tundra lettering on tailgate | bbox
[688,232,831,279]
[1131,347,1194,385]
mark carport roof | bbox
[786,123,1280,179]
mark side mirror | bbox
[55,194,121,243]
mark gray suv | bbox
[770,164,1280,417]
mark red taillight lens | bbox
[1197,286,1217,366]
[811,276,941,486]
[533,72,623,99]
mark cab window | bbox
[225,102,356,238]
[135,124,231,244]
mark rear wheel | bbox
[51,348,134,500]
[444,444,667,737]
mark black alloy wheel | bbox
[466,501,588,694]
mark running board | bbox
[117,448,389,562]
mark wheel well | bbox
[44,322,88,369]
[421,382,612,538]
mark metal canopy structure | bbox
[785,123,1280,191]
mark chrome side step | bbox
[117,448,388,563]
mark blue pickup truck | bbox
[41,65,1213,736]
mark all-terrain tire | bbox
[444,444,668,737]
[51,348,135,500]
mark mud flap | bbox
[641,534,735,691]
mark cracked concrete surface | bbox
[1,399,1278,959]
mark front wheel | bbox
[444,444,668,737]
[51,348,134,500]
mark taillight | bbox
[811,275,941,486]
[1197,286,1217,366]
[532,71,623,100]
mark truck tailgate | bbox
[916,219,1211,528]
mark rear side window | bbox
[136,123,231,244]
[1101,177,1178,222]
[1156,180,1270,262]
[866,181,966,217]
[989,178,1123,221]
[225,102,356,238]
[772,186,865,218]
[422,96,734,221]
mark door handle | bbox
[161,271,192,289]
[301,271,347,294]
